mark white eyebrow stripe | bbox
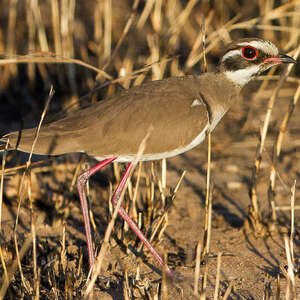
[237,40,278,56]
[222,49,241,62]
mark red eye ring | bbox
[242,46,258,60]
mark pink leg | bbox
[111,163,172,276]
[77,158,172,276]
[77,157,117,267]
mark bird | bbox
[0,38,296,276]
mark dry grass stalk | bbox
[0,138,9,230]
[84,162,135,297]
[13,229,31,294]
[7,87,54,297]
[157,211,168,244]
[102,0,140,72]
[260,48,299,152]
[203,131,212,256]
[173,170,186,195]
[149,211,167,244]
[275,205,300,211]
[263,280,272,300]
[0,160,48,176]
[276,84,300,157]
[131,161,142,222]
[168,0,199,37]
[29,87,55,295]
[193,241,201,296]
[0,0,299,298]
[248,46,299,233]
[71,156,85,189]
[153,284,159,300]
[284,235,296,300]
[161,253,168,300]
[35,267,40,300]
[0,246,9,294]
[113,161,121,183]
[214,252,222,300]
[103,0,112,60]
[289,180,296,263]
[146,169,154,227]
[31,0,49,52]
[201,15,208,73]
[60,223,67,273]
[137,0,155,29]
[26,86,54,163]
[161,158,167,206]
[186,14,241,68]
[126,175,134,202]
[149,170,185,248]
[245,66,277,131]
[27,170,38,293]
[84,129,151,296]
[62,0,77,93]
[149,0,161,33]
[222,281,234,300]
[50,0,62,55]
[1,0,17,88]
[190,2,299,68]
[267,47,300,225]
[26,0,35,85]
[0,214,45,298]
[0,53,111,79]
[123,265,131,300]
[147,34,164,80]
[186,11,214,69]
[276,274,281,300]
[202,18,213,258]
[148,170,185,250]
[200,258,208,300]
[256,74,300,83]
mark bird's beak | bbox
[264,54,297,64]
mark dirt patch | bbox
[2,90,300,299]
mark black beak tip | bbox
[279,53,297,64]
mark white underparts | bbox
[224,65,260,87]
[95,123,210,163]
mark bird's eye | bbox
[242,46,258,60]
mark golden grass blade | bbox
[214,252,222,300]
[0,139,9,230]
[84,128,152,296]
[0,53,112,80]
[193,241,201,296]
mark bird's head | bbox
[219,38,296,87]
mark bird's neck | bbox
[194,72,242,131]
[224,66,260,87]
[218,63,261,87]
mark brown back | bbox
[5,73,240,159]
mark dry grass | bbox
[0,0,299,299]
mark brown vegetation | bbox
[0,0,299,299]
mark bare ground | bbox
[0,2,300,298]
[1,82,300,299]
